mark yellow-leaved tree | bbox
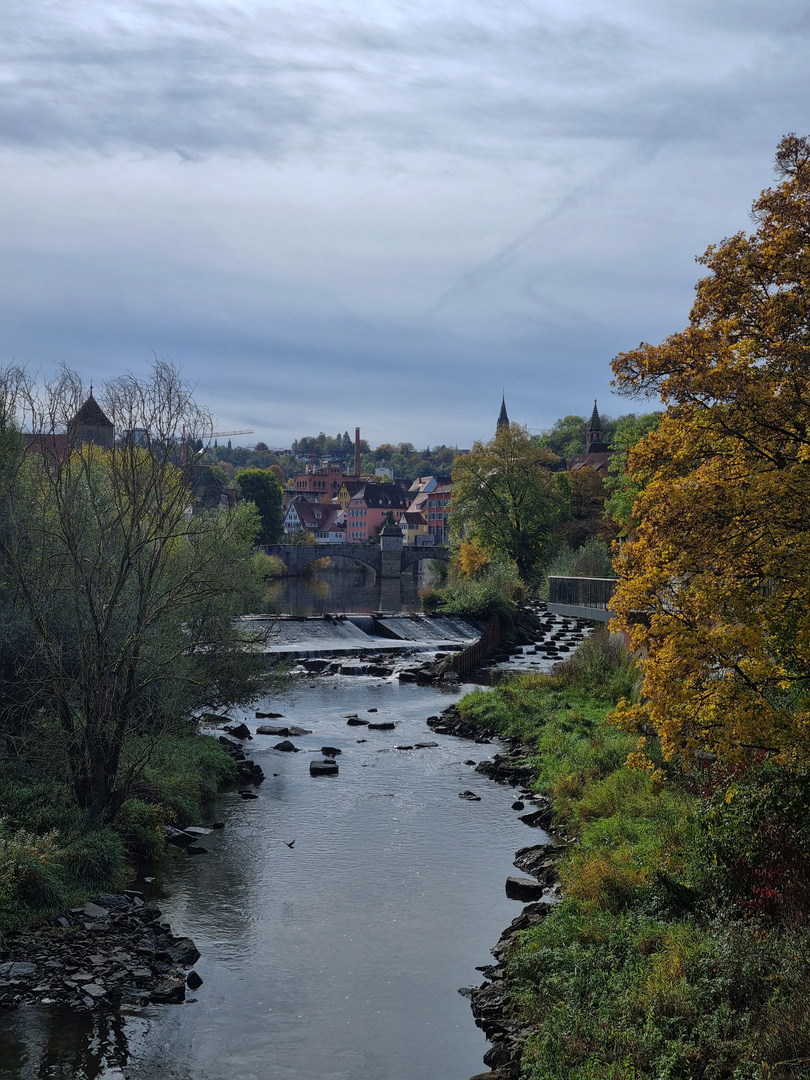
[611,134,810,765]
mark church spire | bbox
[587,399,605,451]
[497,394,509,432]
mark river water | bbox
[1,576,548,1080]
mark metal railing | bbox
[548,576,617,610]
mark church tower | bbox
[68,387,114,450]
[586,400,609,453]
[496,395,510,433]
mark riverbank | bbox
[0,731,254,946]
[451,634,810,1080]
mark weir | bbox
[243,612,482,656]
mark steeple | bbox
[586,399,606,452]
[496,394,509,432]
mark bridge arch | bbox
[261,543,382,577]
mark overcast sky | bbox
[1,0,807,449]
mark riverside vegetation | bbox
[459,632,810,1080]
[0,363,279,944]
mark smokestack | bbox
[354,427,361,477]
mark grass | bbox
[456,633,810,1080]
[0,731,237,942]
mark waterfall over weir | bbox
[243,612,482,656]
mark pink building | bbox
[345,483,409,542]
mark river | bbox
[0,575,552,1080]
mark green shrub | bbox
[547,538,616,579]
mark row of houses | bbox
[282,462,452,546]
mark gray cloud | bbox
[0,0,808,447]
[1,0,807,161]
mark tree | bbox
[535,414,588,460]
[554,466,611,548]
[603,412,661,533]
[610,134,810,765]
[0,361,275,821]
[235,468,284,544]
[450,423,561,582]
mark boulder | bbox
[368,721,395,730]
[257,724,290,736]
[321,746,342,756]
[255,711,285,719]
[347,716,368,726]
[274,740,299,752]
[310,759,339,776]
[505,876,545,901]
[224,722,251,739]
[458,790,482,801]
[518,806,553,829]
[165,937,201,966]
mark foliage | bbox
[456,643,810,1080]
[553,467,612,548]
[602,412,661,531]
[432,555,527,621]
[0,361,278,822]
[252,551,287,579]
[450,423,562,582]
[610,135,810,765]
[535,413,620,462]
[551,629,639,701]
[287,529,316,545]
[547,538,616,579]
[235,467,284,544]
[453,537,491,579]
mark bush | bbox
[252,551,287,580]
[547,538,616,579]
[433,556,528,621]
[552,629,640,702]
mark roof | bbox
[290,502,345,531]
[567,451,613,473]
[497,395,509,430]
[401,511,427,525]
[351,483,408,510]
[588,399,602,432]
[70,392,113,430]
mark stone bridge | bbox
[260,540,449,578]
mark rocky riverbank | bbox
[0,892,202,1010]
[430,704,565,1080]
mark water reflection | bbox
[263,564,434,616]
[0,1010,133,1080]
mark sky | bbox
[1,0,808,450]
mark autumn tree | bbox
[0,361,275,821]
[610,134,810,764]
[450,423,561,582]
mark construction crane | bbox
[203,429,254,444]
[181,428,254,464]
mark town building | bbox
[344,483,409,542]
[407,475,452,543]
[567,401,614,474]
[399,511,430,545]
[284,498,347,542]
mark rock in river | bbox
[310,759,339,776]
[505,876,545,901]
